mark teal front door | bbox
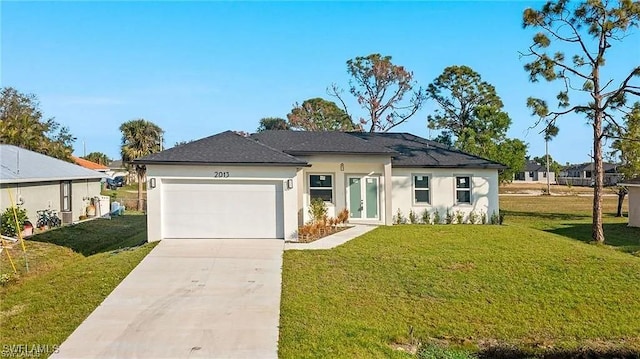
[347,176,379,220]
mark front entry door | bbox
[347,176,379,220]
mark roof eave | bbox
[135,160,310,167]
[0,175,105,184]
[286,151,395,156]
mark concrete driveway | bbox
[51,238,284,359]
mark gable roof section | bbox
[72,156,109,171]
[134,131,308,166]
[349,132,507,169]
[0,145,105,184]
[250,131,396,155]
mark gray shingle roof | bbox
[134,130,507,170]
[134,131,308,166]
[563,162,619,173]
[349,132,507,169]
[524,160,544,172]
[250,131,396,155]
[0,145,105,184]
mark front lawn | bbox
[0,215,154,358]
[280,197,640,358]
[29,215,147,256]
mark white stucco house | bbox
[619,177,640,228]
[135,131,506,241]
[514,160,556,184]
[0,145,105,225]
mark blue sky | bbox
[2,1,639,164]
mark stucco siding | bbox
[146,164,301,241]
[0,179,101,225]
[391,168,500,223]
[629,187,640,228]
[296,155,392,225]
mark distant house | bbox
[0,145,105,225]
[514,160,556,184]
[108,160,136,183]
[72,156,110,175]
[619,177,640,228]
[558,162,621,186]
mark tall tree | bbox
[83,152,110,165]
[287,98,356,131]
[522,0,640,243]
[609,102,640,216]
[329,53,426,132]
[426,65,528,183]
[120,119,164,210]
[0,87,75,161]
[257,117,289,132]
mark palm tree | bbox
[543,124,559,195]
[120,119,164,210]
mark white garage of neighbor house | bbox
[620,177,640,228]
[0,145,105,225]
[136,131,506,241]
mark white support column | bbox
[383,160,393,225]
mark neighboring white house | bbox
[136,131,506,241]
[558,162,621,186]
[620,177,640,228]
[514,160,556,184]
[0,145,105,225]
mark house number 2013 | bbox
[214,171,230,178]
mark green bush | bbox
[445,208,454,224]
[409,209,418,224]
[1,206,29,237]
[433,210,442,224]
[394,208,407,225]
[455,210,465,224]
[421,209,431,225]
[308,198,327,223]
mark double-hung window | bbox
[309,174,333,202]
[413,175,430,204]
[455,176,471,204]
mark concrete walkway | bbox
[285,225,377,250]
[52,238,284,359]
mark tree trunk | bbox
[137,171,144,211]
[546,139,551,195]
[592,113,605,244]
[616,189,627,217]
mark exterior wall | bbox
[0,179,101,225]
[629,187,640,228]
[391,168,500,223]
[514,171,556,184]
[145,164,301,241]
[296,155,392,225]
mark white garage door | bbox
[162,180,284,239]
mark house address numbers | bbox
[213,171,230,178]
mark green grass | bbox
[29,215,147,256]
[501,195,640,254]
[279,196,640,358]
[1,215,154,358]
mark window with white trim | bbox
[413,174,430,204]
[309,174,333,202]
[455,176,471,204]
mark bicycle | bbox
[36,209,62,229]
